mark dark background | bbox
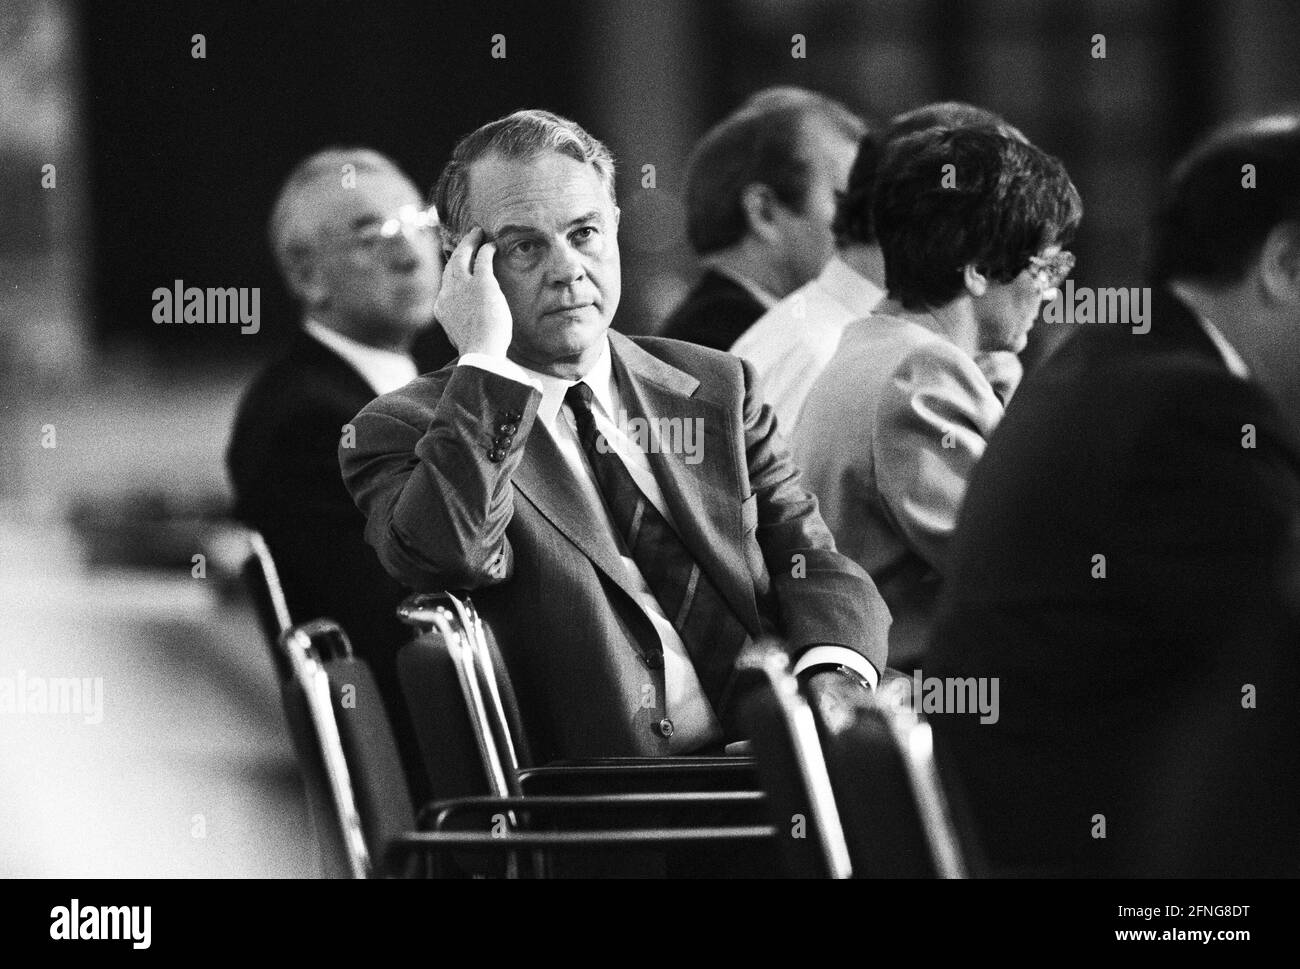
[71,0,1300,364]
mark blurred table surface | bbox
[0,513,318,878]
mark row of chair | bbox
[235,527,975,878]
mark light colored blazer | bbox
[792,311,1005,668]
[342,330,889,761]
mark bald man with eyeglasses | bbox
[227,147,456,806]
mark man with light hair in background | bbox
[734,102,1031,434]
[228,147,452,805]
[660,86,866,350]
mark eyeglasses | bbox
[322,204,441,253]
[1026,250,1075,291]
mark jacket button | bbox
[655,717,675,739]
[488,448,507,463]
[497,422,519,436]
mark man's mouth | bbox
[543,303,594,316]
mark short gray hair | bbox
[267,147,412,288]
[433,109,617,243]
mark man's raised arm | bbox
[340,227,538,591]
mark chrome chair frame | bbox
[736,642,853,879]
[871,679,970,879]
[398,594,515,799]
[280,619,371,879]
[247,531,293,637]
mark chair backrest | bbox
[279,619,414,878]
[395,592,532,800]
[240,530,294,681]
[735,642,853,879]
[812,671,971,878]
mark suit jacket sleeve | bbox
[742,356,892,675]
[875,342,1003,575]
[340,364,542,591]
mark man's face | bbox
[772,122,859,291]
[466,151,620,374]
[306,169,442,343]
[974,245,1063,354]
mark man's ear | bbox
[962,263,990,298]
[740,183,783,244]
[1258,220,1300,306]
[284,246,328,305]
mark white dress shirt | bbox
[1198,316,1252,379]
[458,338,879,749]
[460,342,723,751]
[303,319,419,396]
[731,255,885,434]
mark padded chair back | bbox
[813,671,971,878]
[396,592,532,800]
[279,619,414,877]
[735,642,853,879]
[323,652,415,869]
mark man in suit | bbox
[341,109,889,764]
[734,102,1031,433]
[227,147,454,803]
[926,113,1300,877]
[659,88,866,350]
[793,127,1081,671]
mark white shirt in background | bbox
[303,319,419,396]
[731,255,885,435]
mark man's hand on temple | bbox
[435,226,513,358]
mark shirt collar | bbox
[819,254,885,316]
[302,319,418,395]
[1196,316,1252,380]
[517,336,618,429]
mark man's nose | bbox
[544,239,586,285]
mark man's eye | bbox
[573,227,598,243]
[510,240,537,256]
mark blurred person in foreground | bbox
[927,112,1300,877]
[659,87,865,350]
[734,101,1032,434]
[227,147,454,805]
[341,109,889,767]
[793,126,1081,672]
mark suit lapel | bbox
[609,334,762,634]
[510,410,648,608]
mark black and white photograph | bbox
[2,0,1298,941]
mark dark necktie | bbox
[563,382,750,709]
